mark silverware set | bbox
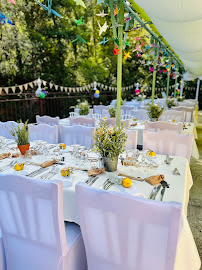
[0,160,16,172]
[102,179,115,190]
[26,167,49,178]
[85,176,99,186]
[149,180,170,201]
[39,167,60,180]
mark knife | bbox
[160,187,166,201]
[151,185,161,200]
[88,176,99,186]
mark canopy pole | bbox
[166,73,170,97]
[174,64,179,98]
[195,78,200,101]
[116,0,124,126]
[151,40,158,104]
[180,79,184,97]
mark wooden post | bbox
[195,78,200,101]
[174,64,179,98]
[151,40,159,103]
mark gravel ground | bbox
[188,112,202,269]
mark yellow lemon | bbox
[122,178,132,188]
[19,163,24,170]
[61,168,71,177]
[149,151,156,157]
[60,143,66,150]
[133,118,137,121]
[14,163,22,171]
[172,119,176,123]
[103,117,107,120]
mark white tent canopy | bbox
[131,0,202,78]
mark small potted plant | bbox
[8,120,30,155]
[177,96,184,102]
[77,100,90,116]
[146,103,164,121]
[166,98,176,109]
[93,121,127,172]
[108,107,116,118]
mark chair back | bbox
[100,119,130,127]
[0,121,21,140]
[102,109,110,119]
[145,121,183,134]
[76,183,182,270]
[60,125,95,148]
[93,105,109,115]
[131,109,148,121]
[69,117,95,127]
[36,115,60,126]
[125,130,138,149]
[28,124,58,144]
[159,109,185,122]
[172,107,194,122]
[0,174,66,270]
[143,130,193,162]
[121,105,133,115]
[74,108,93,118]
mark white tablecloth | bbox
[0,141,200,270]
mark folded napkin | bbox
[118,173,164,185]
[88,168,105,176]
[41,159,57,168]
[0,152,11,160]
[130,123,137,127]
[12,153,20,158]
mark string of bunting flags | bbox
[0,79,194,95]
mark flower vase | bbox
[102,156,118,172]
[150,118,158,122]
[18,144,30,155]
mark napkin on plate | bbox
[40,159,57,168]
[12,153,20,158]
[88,168,105,176]
[144,175,164,185]
[0,152,11,160]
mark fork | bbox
[0,160,16,172]
[45,168,60,180]
[39,166,57,180]
[27,167,49,178]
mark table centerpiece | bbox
[146,103,164,121]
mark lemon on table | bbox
[172,119,176,123]
[60,143,66,150]
[14,163,22,171]
[61,168,71,177]
[19,163,24,170]
[122,178,132,188]
[133,118,137,121]
[149,151,156,157]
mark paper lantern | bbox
[42,90,47,96]
[94,93,99,98]
[95,90,99,94]
[135,89,140,95]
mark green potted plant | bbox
[77,100,90,116]
[166,98,176,109]
[146,104,164,121]
[108,107,116,118]
[177,96,184,102]
[8,120,30,155]
[93,121,127,172]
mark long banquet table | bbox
[0,139,201,270]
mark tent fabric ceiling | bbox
[129,0,202,78]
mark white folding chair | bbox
[0,174,87,270]
[36,115,60,126]
[93,105,109,115]
[125,130,138,149]
[172,107,194,122]
[131,109,148,121]
[0,230,6,270]
[76,183,182,270]
[159,110,185,123]
[69,117,95,127]
[28,124,58,144]
[102,109,110,119]
[100,118,130,128]
[0,121,21,140]
[121,105,133,116]
[143,130,193,162]
[145,121,183,134]
[60,125,95,148]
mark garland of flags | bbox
[0,79,196,95]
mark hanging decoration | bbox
[72,34,87,44]
[96,10,108,17]
[97,21,108,36]
[113,45,121,55]
[135,82,141,95]
[75,17,84,26]
[72,0,86,8]
[114,6,119,16]
[93,81,99,98]
[123,51,131,60]
[98,37,110,45]
[35,0,63,18]
[0,12,13,25]
[8,0,16,4]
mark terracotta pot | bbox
[18,144,30,155]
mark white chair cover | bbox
[145,121,183,134]
[28,124,58,144]
[93,105,109,115]
[100,119,130,128]
[60,125,95,148]
[0,230,6,270]
[130,109,148,121]
[69,117,95,127]
[36,115,60,126]
[172,107,194,122]
[143,130,193,162]
[76,183,182,270]
[159,110,185,123]
[0,174,87,270]
[125,130,138,150]
[0,121,21,140]
[102,109,110,119]
[177,102,195,109]
[110,100,116,106]
[121,105,133,115]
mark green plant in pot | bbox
[146,103,164,121]
[77,100,90,116]
[108,107,116,118]
[93,121,127,172]
[166,98,176,109]
[8,120,30,155]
